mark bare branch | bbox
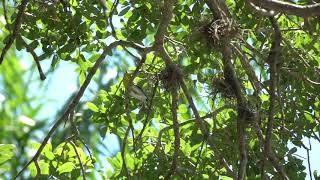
[165,85,180,179]
[0,0,29,64]
[109,0,119,38]
[232,44,261,94]
[261,17,289,180]
[222,47,247,180]
[34,161,41,180]
[121,127,131,178]
[307,139,313,180]
[245,1,275,16]
[246,0,320,17]
[205,0,232,19]
[21,39,46,80]
[14,41,128,179]
[284,70,320,85]
[135,79,159,144]
[179,79,236,178]
[153,0,176,60]
[153,0,235,177]
[2,0,9,23]
[70,140,86,180]
[264,16,281,157]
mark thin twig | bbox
[109,0,119,38]
[0,0,29,64]
[121,127,131,178]
[21,39,46,80]
[78,138,95,165]
[2,0,9,23]
[232,44,261,94]
[54,140,69,170]
[165,85,180,179]
[124,93,136,152]
[195,137,206,170]
[312,131,320,143]
[124,55,147,152]
[14,41,123,179]
[70,140,86,180]
[307,139,313,180]
[284,70,320,85]
[135,78,159,144]
[180,78,236,178]
[34,161,41,180]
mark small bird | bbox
[128,84,148,104]
[123,72,148,104]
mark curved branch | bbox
[246,0,320,17]
[0,0,29,64]
[14,41,127,179]
[70,140,86,180]
[21,39,46,80]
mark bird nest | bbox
[160,64,181,92]
[205,18,239,47]
[212,77,235,98]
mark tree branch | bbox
[222,47,247,180]
[153,0,176,62]
[165,85,180,179]
[13,41,126,179]
[121,127,130,178]
[179,79,236,178]
[232,44,261,94]
[204,1,249,178]
[246,0,320,17]
[153,0,235,177]
[135,79,159,144]
[21,39,46,80]
[70,140,86,180]
[2,0,9,23]
[0,0,29,64]
[261,17,289,180]
[155,105,234,152]
[108,0,119,38]
[307,139,313,180]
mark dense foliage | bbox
[1,0,320,179]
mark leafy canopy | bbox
[0,0,320,179]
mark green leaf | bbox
[15,36,24,51]
[118,6,131,16]
[58,162,75,174]
[86,102,99,112]
[288,147,297,155]
[0,144,15,164]
[39,160,49,175]
[304,112,313,122]
[178,104,188,114]
[44,150,55,160]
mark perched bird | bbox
[128,84,148,103]
[123,72,148,104]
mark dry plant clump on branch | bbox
[160,64,181,92]
[205,18,239,47]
